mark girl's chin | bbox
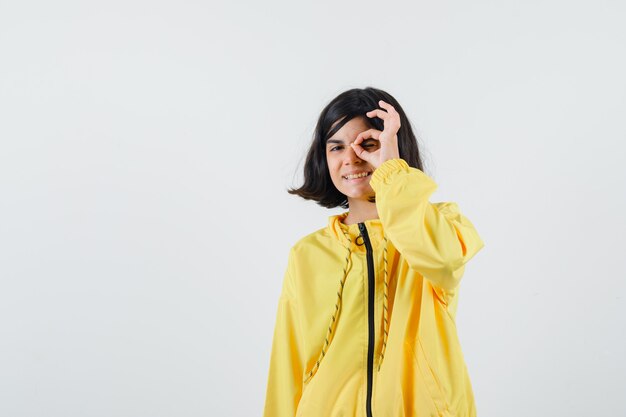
[334,182,375,201]
[344,191,376,201]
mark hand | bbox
[350,100,401,169]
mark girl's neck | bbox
[342,199,379,225]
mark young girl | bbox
[263,87,485,417]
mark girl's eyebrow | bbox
[327,138,376,146]
[326,139,345,145]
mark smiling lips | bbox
[342,171,372,180]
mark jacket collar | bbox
[328,211,385,248]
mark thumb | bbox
[350,142,372,163]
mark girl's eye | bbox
[329,142,376,151]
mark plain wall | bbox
[1,0,625,415]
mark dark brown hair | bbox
[288,87,425,209]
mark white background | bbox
[1,0,625,416]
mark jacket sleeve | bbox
[369,158,485,292]
[263,249,305,417]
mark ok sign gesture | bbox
[350,100,401,169]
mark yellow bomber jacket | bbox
[263,158,485,417]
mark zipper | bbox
[358,222,375,417]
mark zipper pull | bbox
[356,223,367,246]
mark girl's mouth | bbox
[342,172,372,181]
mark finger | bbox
[350,142,370,161]
[365,109,389,121]
[377,100,396,113]
[354,129,382,145]
[377,100,401,126]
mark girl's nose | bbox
[344,143,363,164]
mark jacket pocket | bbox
[405,338,450,416]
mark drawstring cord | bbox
[378,232,389,372]
[303,226,391,382]
[304,228,353,384]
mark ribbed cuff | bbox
[370,158,410,190]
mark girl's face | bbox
[326,116,380,202]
